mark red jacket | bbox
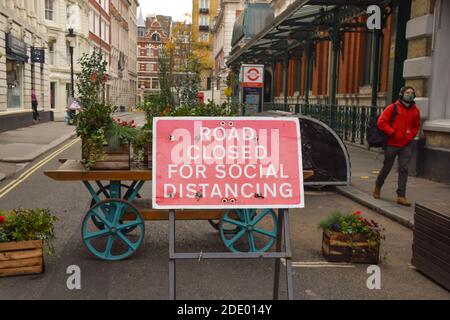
[378,99,420,148]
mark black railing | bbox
[264,103,384,145]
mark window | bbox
[200,0,209,9]
[199,15,209,26]
[152,33,161,42]
[89,10,94,33]
[66,41,71,66]
[45,0,54,20]
[101,20,109,42]
[95,13,100,37]
[199,33,209,42]
[151,78,159,89]
[49,42,55,65]
[147,48,154,57]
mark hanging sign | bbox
[152,117,304,209]
[240,64,264,88]
[31,48,45,63]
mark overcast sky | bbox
[138,0,192,22]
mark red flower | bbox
[103,75,109,83]
[354,210,362,216]
[90,73,98,82]
[358,217,364,222]
[0,215,5,223]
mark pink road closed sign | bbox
[152,117,304,209]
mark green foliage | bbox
[76,50,109,108]
[318,211,343,230]
[179,58,201,109]
[157,47,175,108]
[105,122,137,150]
[74,51,115,169]
[319,210,382,240]
[0,208,57,256]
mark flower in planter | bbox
[0,208,57,255]
[319,210,387,263]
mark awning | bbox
[227,0,390,68]
[231,3,274,48]
[6,52,29,63]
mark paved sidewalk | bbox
[0,121,76,180]
[0,112,146,181]
[337,144,450,228]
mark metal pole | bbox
[329,29,340,130]
[295,52,302,114]
[70,46,75,99]
[270,54,276,108]
[169,209,176,300]
[283,54,289,109]
[329,31,339,106]
[283,209,294,300]
[304,40,312,106]
[273,208,285,300]
[371,29,382,118]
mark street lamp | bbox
[66,28,76,100]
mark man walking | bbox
[373,86,421,206]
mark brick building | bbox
[137,11,172,101]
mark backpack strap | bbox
[389,103,398,126]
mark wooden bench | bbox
[412,202,450,291]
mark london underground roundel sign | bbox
[241,64,264,88]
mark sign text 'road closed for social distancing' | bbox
[152,117,304,209]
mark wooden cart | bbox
[45,160,313,261]
[46,160,314,299]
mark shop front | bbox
[5,33,28,110]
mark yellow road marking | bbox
[360,176,370,179]
[0,138,80,199]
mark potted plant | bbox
[75,51,137,170]
[319,210,385,264]
[0,208,57,277]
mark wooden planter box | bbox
[82,139,130,170]
[0,240,44,277]
[412,202,450,291]
[322,230,380,264]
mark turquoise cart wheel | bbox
[209,210,257,234]
[219,209,277,253]
[90,183,142,232]
[82,199,145,261]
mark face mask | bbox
[402,94,415,102]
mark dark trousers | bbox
[32,101,40,121]
[376,143,412,197]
